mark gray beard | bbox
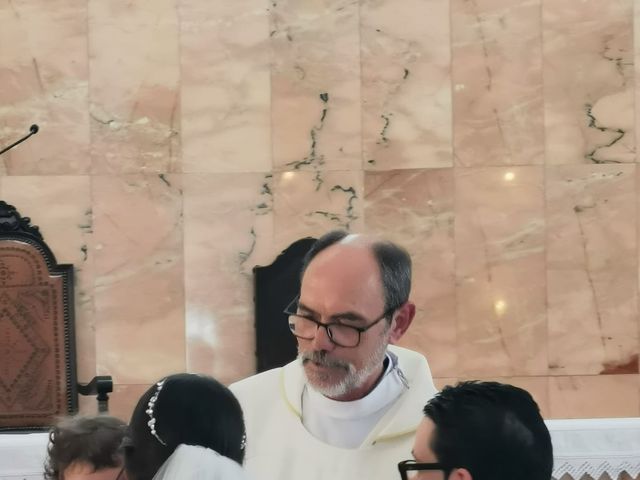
[299,337,389,398]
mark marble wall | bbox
[1,0,639,421]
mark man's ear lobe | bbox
[388,302,415,344]
[448,467,472,480]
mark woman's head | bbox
[124,373,246,480]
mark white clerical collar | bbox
[304,352,408,420]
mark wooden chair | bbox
[0,201,112,430]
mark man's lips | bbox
[305,359,329,369]
[304,358,344,372]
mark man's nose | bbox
[311,323,335,351]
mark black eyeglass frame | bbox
[115,466,127,480]
[397,459,451,480]
[283,295,395,348]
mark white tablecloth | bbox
[0,432,48,480]
[0,419,639,479]
[547,418,640,479]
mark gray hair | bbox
[301,230,412,315]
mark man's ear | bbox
[388,301,415,344]
[448,467,472,480]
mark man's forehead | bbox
[301,243,384,310]
[303,243,380,284]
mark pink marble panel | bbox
[549,375,640,418]
[93,175,185,384]
[0,0,89,174]
[459,376,550,418]
[272,170,364,252]
[183,173,275,384]
[547,165,638,375]
[544,0,634,164]
[271,0,360,172]
[433,378,458,391]
[107,384,151,422]
[636,0,640,165]
[364,169,456,377]
[180,0,271,173]
[361,0,451,170]
[89,0,180,174]
[77,393,100,415]
[452,0,543,166]
[1,176,95,382]
[456,167,547,377]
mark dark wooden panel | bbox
[253,238,316,373]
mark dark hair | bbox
[423,381,553,480]
[124,373,246,480]
[44,415,126,480]
[301,229,412,313]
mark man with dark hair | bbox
[231,230,437,480]
[44,415,126,480]
[399,381,553,480]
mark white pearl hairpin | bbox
[146,379,167,446]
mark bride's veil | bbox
[152,444,251,480]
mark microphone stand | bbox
[0,124,39,156]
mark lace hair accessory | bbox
[147,379,167,446]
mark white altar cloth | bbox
[0,432,48,480]
[0,418,638,479]
[547,418,640,479]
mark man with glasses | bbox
[231,230,437,480]
[399,381,553,480]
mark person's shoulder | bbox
[388,344,428,365]
[388,344,435,390]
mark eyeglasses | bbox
[284,296,392,348]
[398,460,450,480]
[115,466,127,480]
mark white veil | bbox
[152,444,252,480]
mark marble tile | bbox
[459,376,550,418]
[364,169,456,377]
[183,173,275,384]
[456,167,547,377]
[272,170,364,252]
[271,0,360,172]
[107,384,151,422]
[547,165,638,375]
[93,175,185,384]
[0,0,90,175]
[636,0,640,166]
[433,378,458,391]
[544,0,634,164]
[180,0,271,173]
[549,375,640,418]
[77,393,100,415]
[361,0,451,170]
[89,0,180,174]
[1,176,95,382]
[451,0,544,166]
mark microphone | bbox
[0,124,40,156]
